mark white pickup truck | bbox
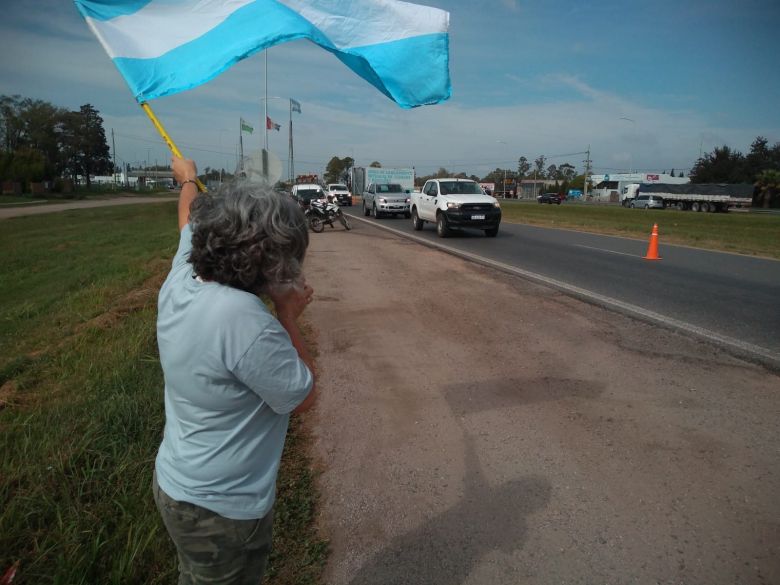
[410,178,502,237]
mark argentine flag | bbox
[74,0,451,109]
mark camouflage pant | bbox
[152,472,274,585]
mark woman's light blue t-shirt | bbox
[155,224,313,520]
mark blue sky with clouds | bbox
[1,0,778,178]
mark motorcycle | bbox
[306,196,352,233]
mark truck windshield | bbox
[297,189,321,201]
[439,181,482,195]
[330,185,347,190]
[378,184,403,193]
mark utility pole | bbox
[583,145,592,200]
[111,128,117,189]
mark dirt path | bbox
[0,195,176,219]
[304,221,779,585]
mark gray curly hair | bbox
[187,181,309,293]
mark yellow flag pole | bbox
[140,102,208,192]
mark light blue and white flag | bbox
[290,98,302,114]
[74,0,451,109]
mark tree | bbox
[689,136,780,184]
[8,147,46,185]
[60,104,111,189]
[745,136,780,179]
[1,95,67,184]
[753,169,780,209]
[546,164,559,180]
[23,99,65,176]
[324,156,354,184]
[516,156,530,180]
[559,163,576,182]
[0,94,25,152]
[369,161,382,168]
[689,145,746,183]
[569,174,586,190]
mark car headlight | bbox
[494,201,501,208]
[379,197,387,203]
[405,197,411,204]
[446,201,461,209]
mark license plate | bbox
[471,214,485,220]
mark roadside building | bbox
[519,179,559,199]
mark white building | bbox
[589,172,689,203]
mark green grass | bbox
[500,200,780,259]
[0,203,326,584]
[0,191,176,207]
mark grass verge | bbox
[499,200,780,259]
[0,202,327,584]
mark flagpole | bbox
[263,50,269,179]
[288,99,293,183]
[239,118,244,173]
[140,102,207,192]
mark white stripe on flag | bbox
[83,0,448,59]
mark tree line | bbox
[689,136,780,184]
[327,135,778,187]
[1,95,112,191]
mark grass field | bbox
[499,200,780,259]
[0,202,326,584]
[0,191,177,208]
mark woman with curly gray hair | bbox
[152,157,316,585]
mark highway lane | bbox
[342,208,780,364]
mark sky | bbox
[1,0,779,180]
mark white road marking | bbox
[574,244,639,258]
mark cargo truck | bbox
[621,183,753,212]
[351,167,414,197]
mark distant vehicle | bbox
[291,183,325,209]
[537,192,562,205]
[326,183,352,206]
[629,194,665,209]
[621,182,753,212]
[362,183,411,219]
[409,178,501,237]
[351,167,415,196]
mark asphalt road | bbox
[343,207,780,367]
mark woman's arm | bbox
[267,281,318,414]
[171,157,199,231]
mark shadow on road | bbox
[347,432,550,585]
[444,376,605,417]
[343,376,601,584]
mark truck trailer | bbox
[351,167,415,197]
[622,183,753,212]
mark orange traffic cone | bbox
[644,223,661,260]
